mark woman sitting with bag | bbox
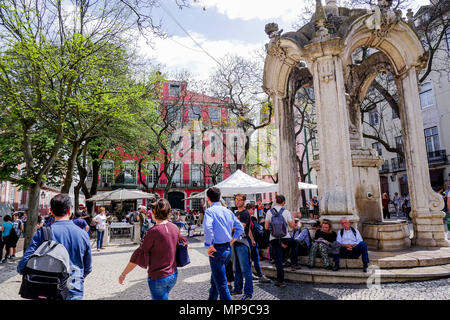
[118,198,188,300]
[308,220,337,270]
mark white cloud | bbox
[138,31,263,81]
[194,0,308,24]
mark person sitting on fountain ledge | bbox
[332,217,370,273]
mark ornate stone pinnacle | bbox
[265,23,279,38]
[315,0,327,26]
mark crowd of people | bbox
[202,188,371,300]
[381,192,412,220]
[12,185,443,301]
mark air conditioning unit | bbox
[192,182,198,187]
[172,182,177,187]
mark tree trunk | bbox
[61,142,81,193]
[24,184,41,250]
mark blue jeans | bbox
[333,241,369,265]
[147,270,178,300]
[208,243,232,300]
[249,239,263,277]
[96,230,104,249]
[233,243,253,297]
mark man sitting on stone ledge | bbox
[332,217,369,273]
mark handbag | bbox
[176,242,190,267]
[175,229,190,267]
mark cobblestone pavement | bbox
[1,234,449,300]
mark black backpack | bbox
[250,217,265,246]
[19,227,71,300]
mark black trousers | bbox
[270,238,298,283]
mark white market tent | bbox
[183,170,318,201]
[183,169,277,200]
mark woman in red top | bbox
[382,193,391,220]
[118,198,187,300]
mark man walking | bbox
[264,195,301,288]
[203,187,244,300]
[18,194,92,300]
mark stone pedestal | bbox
[362,220,411,251]
[351,148,384,230]
[412,214,449,247]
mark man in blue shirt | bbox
[18,194,92,300]
[203,187,244,300]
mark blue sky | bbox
[139,0,431,81]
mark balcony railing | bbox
[155,179,214,189]
[391,157,406,172]
[379,161,390,173]
[427,149,447,165]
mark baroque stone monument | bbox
[263,0,448,250]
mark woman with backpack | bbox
[118,198,188,300]
[308,220,337,270]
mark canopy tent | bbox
[182,170,277,201]
[182,170,318,201]
[86,188,156,202]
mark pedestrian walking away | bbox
[72,211,90,233]
[203,187,244,300]
[10,213,24,258]
[17,194,92,300]
[118,198,188,300]
[264,195,301,288]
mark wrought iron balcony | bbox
[379,161,390,173]
[427,149,447,165]
[391,157,406,172]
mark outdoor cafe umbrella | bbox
[86,188,156,202]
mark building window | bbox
[169,83,181,97]
[419,82,435,109]
[147,164,159,185]
[191,164,202,183]
[167,164,182,184]
[395,136,404,153]
[167,105,182,123]
[424,126,440,153]
[372,142,382,156]
[190,194,202,211]
[123,160,137,184]
[369,109,379,126]
[209,107,220,122]
[100,160,114,187]
[189,106,202,120]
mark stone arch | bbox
[263,37,313,212]
[341,15,446,246]
[342,17,426,78]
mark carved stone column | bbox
[307,43,358,229]
[399,67,448,247]
[272,93,301,213]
